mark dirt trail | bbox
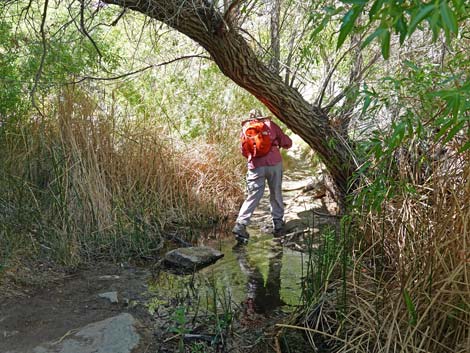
[0,263,157,352]
[249,164,337,249]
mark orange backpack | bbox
[241,119,272,158]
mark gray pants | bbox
[236,163,284,225]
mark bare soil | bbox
[0,263,155,353]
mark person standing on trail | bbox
[232,109,292,244]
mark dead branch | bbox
[221,0,243,32]
[323,50,381,114]
[110,7,127,26]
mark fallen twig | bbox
[183,333,215,343]
[51,328,79,345]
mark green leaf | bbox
[357,160,371,174]
[310,17,329,39]
[416,120,424,138]
[369,0,385,19]
[440,0,458,34]
[408,4,435,35]
[337,5,364,49]
[443,119,465,143]
[429,11,442,41]
[362,95,372,115]
[403,289,417,326]
[404,60,419,71]
[435,118,456,141]
[362,27,387,48]
[396,16,408,44]
[451,0,463,8]
[406,118,413,136]
[458,141,470,153]
[381,30,391,59]
[389,122,406,148]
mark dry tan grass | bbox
[293,147,469,352]
[0,87,243,265]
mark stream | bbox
[144,163,333,351]
[146,230,315,352]
[151,232,310,315]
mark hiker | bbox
[232,109,292,243]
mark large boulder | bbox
[163,246,224,272]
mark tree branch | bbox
[315,41,361,108]
[323,51,381,113]
[79,0,103,58]
[100,0,355,196]
[18,0,35,20]
[110,7,127,26]
[221,0,242,32]
[31,0,49,116]
[68,54,211,84]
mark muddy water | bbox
[149,231,309,316]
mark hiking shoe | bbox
[232,223,250,244]
[272,219,285,237]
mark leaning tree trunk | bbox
[102,0,354,208]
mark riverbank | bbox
[1,166,332,352]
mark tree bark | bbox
[102,0,354,207]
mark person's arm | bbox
[273,122,292,149]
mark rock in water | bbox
[164,246,224,271]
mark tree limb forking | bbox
[222,0,243,32]
[323,50,381,114]
[315,45,354,108]
[236,26,317,90]
[12,0,356,200]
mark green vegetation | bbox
[1,0,469,352]
[0,2,254,271]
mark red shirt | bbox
[241,119,292,170]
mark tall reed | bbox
[0,87,243,268]
[294,145,469,352]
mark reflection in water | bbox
[149,235,307,319]
[233,243,285,314]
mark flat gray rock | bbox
[164,246,224,271]
[31,313,140,353]
[98,291,119,303]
